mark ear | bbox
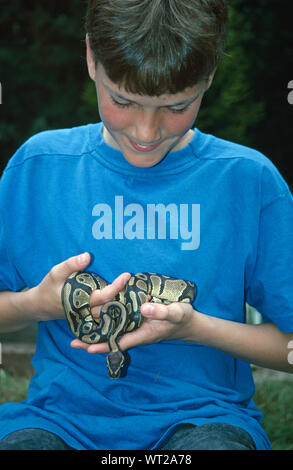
[205,69,217,90]
[86,34,96,81]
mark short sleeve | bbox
[0,210,25,291]
[246,190,293,333]
[0,152,27,293]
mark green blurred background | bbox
[0,0,293,188]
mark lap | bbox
[0,428,73,450]
[159,422,256,450]
[0,422,256,450]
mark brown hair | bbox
[85,0,228,95]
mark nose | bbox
[134,108,162,144]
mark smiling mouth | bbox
[129,139,162,153]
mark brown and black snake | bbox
[62,272,196,379]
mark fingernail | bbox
[78,252,89,265]
[141,304,154,316]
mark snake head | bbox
[107,350,125,379]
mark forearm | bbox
[0,288,39,333]
[0,254,93,334]
[190,312,293,374]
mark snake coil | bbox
[62,271,196,379]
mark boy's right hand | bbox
[31,252,91,322]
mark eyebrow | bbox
[103,79,202,108]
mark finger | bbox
[140,302,169,319]
[91,305,101,318]
[141,302,191,322]
[118,324,151,351]
[70,338,109,354]
[51,252,91,283]
[70,339,90,351]
[90,272,131,306]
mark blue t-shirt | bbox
[0,122,292,450]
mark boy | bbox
[0,0,292,450]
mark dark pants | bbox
[0,423,256,450]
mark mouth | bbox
[129,139,161,153]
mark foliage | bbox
[226,0,293,186]
[0,0,97,172]
[197,5,265,146]
[0,369,30,404]
[253,379,293,450]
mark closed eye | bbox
[110,96,132,108]
[110,95,195,114]
[168,102,193,114]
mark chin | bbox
[120,145,161,167]
[125,157,162,168]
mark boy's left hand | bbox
[70,301,197,354]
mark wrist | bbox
[183,309,208,344]
[11,286,42,323]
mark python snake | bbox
[62,272,196,379]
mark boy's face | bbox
[86,38,214,168]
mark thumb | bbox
[51,252,91,283]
